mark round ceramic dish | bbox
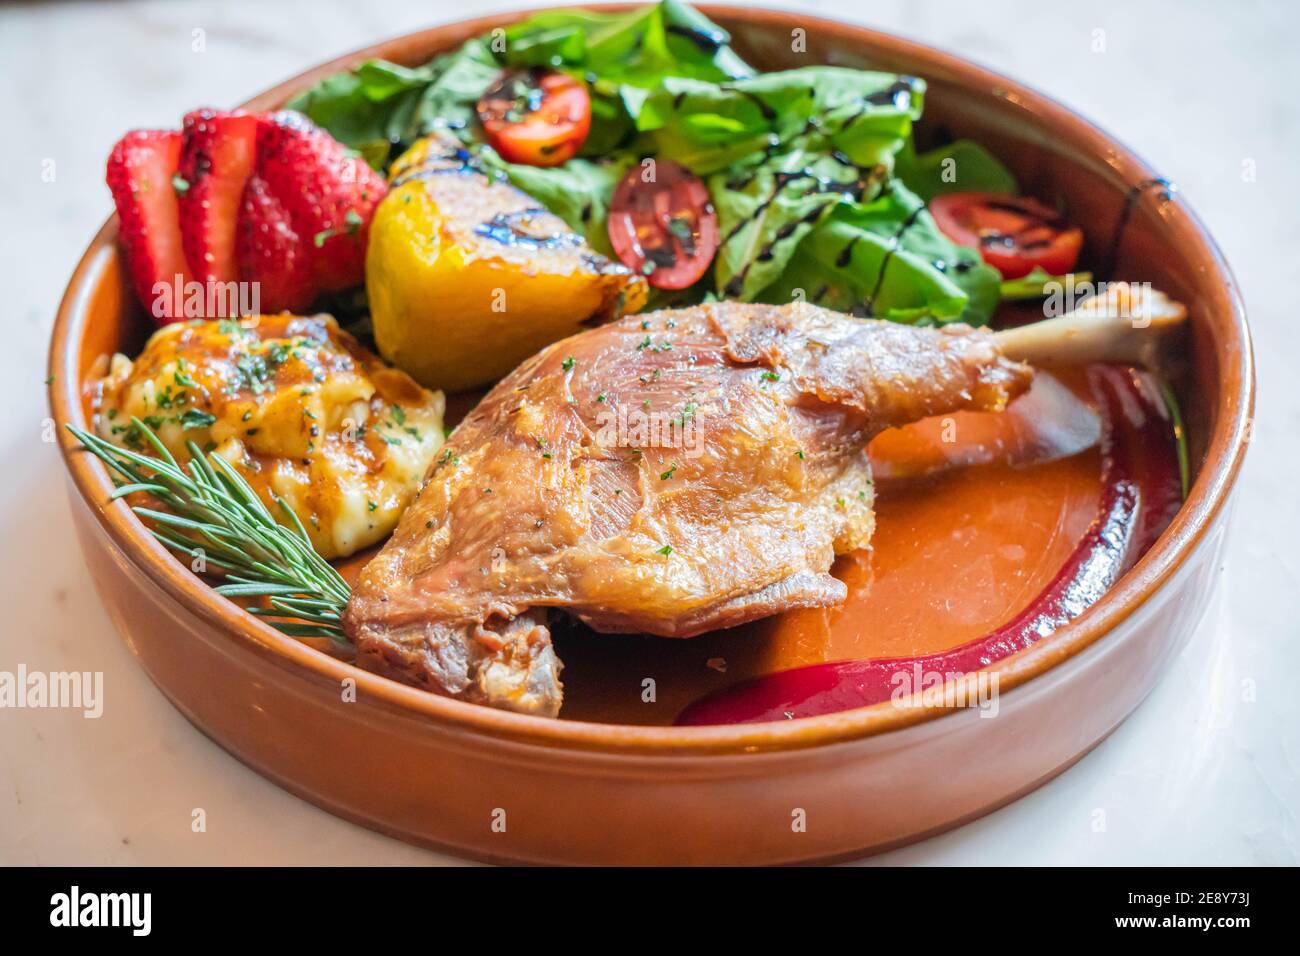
[50,5,1253,865]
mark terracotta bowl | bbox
[49,4,1252,864]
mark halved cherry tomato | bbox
[930,192,1083,280]
[476,68,590,167]
[607,159,719,290]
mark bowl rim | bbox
[49,3,1254,757]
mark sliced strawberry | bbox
[255,110,387,292]
[236,174,314,314]
[177,109,258,286]
[105,129,191,322]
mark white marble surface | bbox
[1,0,1295,866]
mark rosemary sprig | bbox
[1158,380,1191,500]
[67,419,351,646]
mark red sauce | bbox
[675,364,1183,725]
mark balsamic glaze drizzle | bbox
[665,23,727,54]
[837,78,919,131]
[1104,177,1176,277]
[863,77,918,110]
[853,195,928,317]
[835,237,858,268]
[390,147,477,189]
[719,84,778,121]
[474,208,583,249]
[719,163,886,298]
[673,77,922,301]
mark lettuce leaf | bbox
[637,69,921,173]
[286,40,501,167]
[286,60,432,151]
[500,0,752,85]
[633,68,923,300]
[895,138,1018,202]
[478,151,635,255]
[759,180,1001,325]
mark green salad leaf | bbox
[287,0,1019,326]
[286,60,430,155]
[895,138,1019,202]
[634,68,923,299]
[638,68,922,173]
[286,40,501,168]
[707,148,868,301]
[760,180,1002,324]
[497,1,754,155]
[500,0,752,85]
[479,151,635,254]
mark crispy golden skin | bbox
[343,302,1032,717]
[366,134,648,393]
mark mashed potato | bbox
[92,314,444,559]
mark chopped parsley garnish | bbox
[234,353,280,395]
[180,409,217,430]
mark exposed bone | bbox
[994,282,1187,369]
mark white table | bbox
[1,0,1294,865]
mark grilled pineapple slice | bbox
[366,134,648,392]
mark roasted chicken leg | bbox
[342,301,1034,716]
